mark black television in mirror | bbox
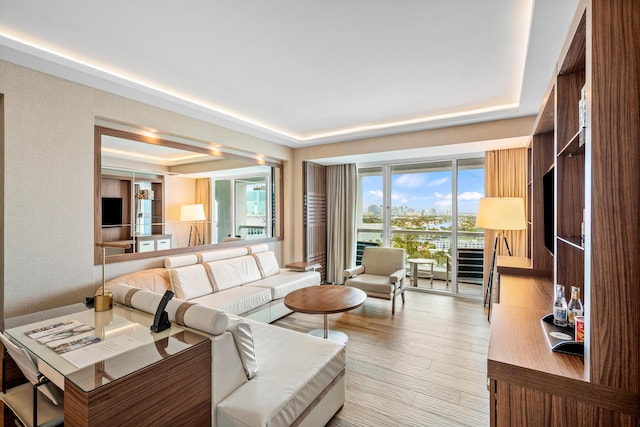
[543,166,555,254]
[102,197,123,227]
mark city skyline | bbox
[361,167,485,215]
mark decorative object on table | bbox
[475,197,526,319]
[540,313,584,357]
[94,242,132,312]
[181,203,206,246]
[150,290,174,333]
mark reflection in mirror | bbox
[95,126,282,264]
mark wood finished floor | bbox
[273,289,491,427]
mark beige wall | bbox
[0,58,534,319]
[0,60,292,318]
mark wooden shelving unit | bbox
[488,0,640,424]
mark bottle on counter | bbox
[553,283,568,327]
[567,286,584,327]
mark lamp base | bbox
[94,292,113,312]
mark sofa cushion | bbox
[226,320,258,379]
[252,251,280,278]
[169,264,214,300]
[105,268,172,294]
[200,247,248,262]
[164,254,199,268]
[206,256,262,291]
[246,243,269,254]
[247,270,320,300]
[216,319,346,427]
[191,286,272,315]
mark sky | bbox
[361,167,485,214]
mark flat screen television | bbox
[543,166,555,254]
[102,197,123,227]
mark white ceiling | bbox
[0,0,578,150]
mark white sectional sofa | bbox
[109,283,346,427]
[105,244,320,323]
[103,244,344,426]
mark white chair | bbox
[0,332,64,427]
[344,247,407,315]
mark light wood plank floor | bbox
[273,290,491,427]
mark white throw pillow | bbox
[169,264,214,300]
[227,320,258,379]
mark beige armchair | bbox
[343,247,407,315]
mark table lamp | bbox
[181,203,206,246]
[95,242,132,312]
[476,197,526,310]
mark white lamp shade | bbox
[476,197,526,231]
[180,204,206,222]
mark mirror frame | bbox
[94,126,284,265]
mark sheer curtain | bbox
[483,148,528,281]
[326,164,357,284]
[195,178,212,244]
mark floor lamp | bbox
[476,197,526,318]
[181,204,206,247]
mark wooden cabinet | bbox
[489,0,640,424]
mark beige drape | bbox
[326,164,357,284]
[195,178,212,244]
[483,148,528,281]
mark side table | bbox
[284,286,366,344]
[407,258,436,287]
[285,261,321,272]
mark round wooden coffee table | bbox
[284,285,367,344]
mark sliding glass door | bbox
[356,157,484,298]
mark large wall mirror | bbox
[94,125,283,264]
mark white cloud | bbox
[434,192,452,207]
[369,190,383,199]
[427,177,449,187]
[394,174,427,189]
[458,191,483,201]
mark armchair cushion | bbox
[360,247,405,276]
[344,273,396,294]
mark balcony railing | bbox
[357,227,484,269]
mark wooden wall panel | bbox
[531,131,554,274]
[588,0,640,393]
[304,162,327,282]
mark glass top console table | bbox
[3,305,211,426]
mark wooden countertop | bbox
[495,255,539,276]
[488,274,587,388]
[489,274,640,417]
